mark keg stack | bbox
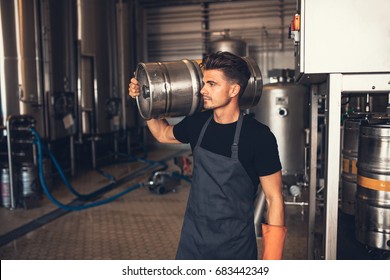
[355,117,390,251]
[1,116,40,209]
[341,114,373,216]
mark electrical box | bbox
[291,0,390,84]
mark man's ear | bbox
[230,84,240,98]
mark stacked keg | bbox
[341,114,367,215]
[1,164,11,208]
[356,119,390,251]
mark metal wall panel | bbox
[146,5,204,61]
[144,0,296,80]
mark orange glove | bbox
[261,223,287,260]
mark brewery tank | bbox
[253,69,309,185]
[356,121,390,251]
[209,34,248,57]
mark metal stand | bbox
[307,84,318,259]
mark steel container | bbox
[135,57,262,119]
[253,80,309,183]
[135,59,203,120]
[1,165,11,208]
[341,118,362,215]
[356,122,390,251]
[209,37,248,57]
[0,0,46,137]
[18,163,36,197]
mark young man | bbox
[129,51,286,260]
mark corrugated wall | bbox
[144,0,296,81]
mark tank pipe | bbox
[117,1,127,132]
[70,135,75,177]
[6,116,16,209]
[33,0,43,107]
[280,0,286,51]
[284,201,309,207]
[76,41,83,144]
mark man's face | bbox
[201,69,237,110]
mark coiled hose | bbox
[30,128,168,211]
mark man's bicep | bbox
[259,171,283,199]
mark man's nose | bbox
[200,85,206,95]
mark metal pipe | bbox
[114,133,118,160]
[70,135,75,177]
[33,0,43,107]
[91,138,96,169]
[76,40,83,144]
[117,0,127,131]
[308,84,319,259]
[285,201,308,206]
[323,74,342,260]
[6,116,16,209]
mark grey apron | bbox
[176,113,257,260]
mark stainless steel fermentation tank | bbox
[209,34,248,57]
[253,70,309,185]
[0,0,46,137]
[0,0,78,140]
[356,121,390,251]
[135,57,262,120]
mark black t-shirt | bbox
[173,110,282,186]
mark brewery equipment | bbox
[254,69,309,185]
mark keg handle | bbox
[142,85,150,99]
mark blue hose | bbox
[30,128,156,211]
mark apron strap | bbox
[195,112,244,160]
[195,115,213,148]
[231,112,244,160]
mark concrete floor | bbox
[0,147,347,260]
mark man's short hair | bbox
[201,51,251,97]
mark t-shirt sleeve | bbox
[255,128,282,177]
[173,117,190,144]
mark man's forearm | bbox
[267,198,285,226]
